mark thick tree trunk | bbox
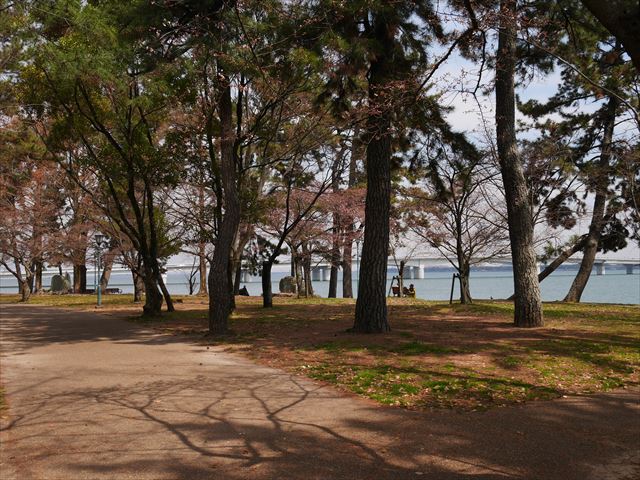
[262,261,274,308]
[495,0,543,327]
[73,264,87,294]
[459,262,472,304]
[295,253,305,296]
[34,261,43,294]
[141,258,163,316]
[564,96,618,302]
[208,79,241,333]
[342,239,353,298]
[197,243,208,296]
[156,269,174,311]
[20,279,32,302]
[303,258,313,297]
[456,227,472,304]
[132,269,145,303]
[352,16,393,332]
[328,251,339,298]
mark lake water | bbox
[1,265,638,304]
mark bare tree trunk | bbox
[341,127,359,299]
[495,0,543,327]
[156,270,174,311]
[303,261,313,297]
[73,264,87,293]
[233,263,242,295]
[456,226,472,304]
[352,12,394,333]
[34,261,43,294]
[132,269,145,303]
[231,229,252,296]
[342,240,353,298]
[262,261,274,308]
[295,252,305,296]
[302,242,314,297]
[328,237,340,298]
[208,79,241,333]
[100,256,113,292]
[328,162,342,298]
[459,262,472,304]
[197,243,208,296]
[539,237,587,283]
[142,260,163,316]
[398,261,405,297]
[20,278,32,302]
[564,96,618,302]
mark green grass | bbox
[302,362,560,409]
[390,341,463,355]
[0,293,200,308]
[454,301,640,322]
[0,293,143,306]
[5,294,637,411]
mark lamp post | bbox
[95,234,106,307]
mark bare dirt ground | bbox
[0,303,639,479]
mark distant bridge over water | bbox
[1,255,638,287]
[261,255,640,282]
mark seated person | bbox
[407,284,416,298]
[402,286,410,296]
[238,286,250,296]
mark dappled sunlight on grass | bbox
[3,294,637,410]
[134,296,640,411]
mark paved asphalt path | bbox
[0,305,638,480]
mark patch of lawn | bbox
[390,341,462,356]
[455,301,640,323]
[302,362,560,409]
[114,297,640,411]
[0,293,142,307]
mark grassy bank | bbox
[3,294,638,411]
[0,293,197,308]
[153,297,639,411]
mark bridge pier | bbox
[402,266,420,280]
[418,260,426,279]
[240,269,251,283]
[311,266,330,281]
[595,262,605,276]
[626,265,634,275]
